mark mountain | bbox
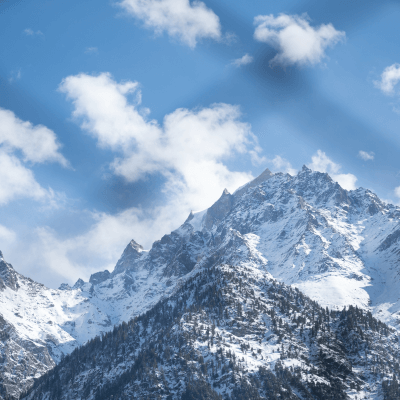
[21,264,400,399]
[3,166,400,398]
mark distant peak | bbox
[301,165,312,173]
[128,239,143,252]
[222,188,230,195]
[73,278,85,289]
[184,210,195,223]
[233,168,273,198]
[59,283,72,291]
[113,239,144,275]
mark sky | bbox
[1,0,400,288]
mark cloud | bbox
[23,28,43,36]
[0,108,68,166]
[358,150,374,161]
[85,47,98,54]
[253,13,345,66]
[0,150,53,204]
[59,72,259,187]
[0,224,16,246]
[0,108,68,205]
[374,64,400,95]
[269,155,297,175]
[47,71,264,283]
[119,0,221,48]
[232,54,254,67]
[395,186,400,199]
[9,69,21,83]
[308,150,357,190]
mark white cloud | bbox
[59,72,258,187]
[358,150,374,161]
[253,13,345,66]
[269,155,297,175]
[0,108,68,205]
[232,54,254,67]
[0,150,52,204]
[0,108,68,166]
[23,28,43,36]
[48,71,265,283]
[374,64,400,95]
[119,0,221,48]
[395,186,400,199]
[85,47,98,54]
[0,224,16,246]
[308,150,357,190]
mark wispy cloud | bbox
[308,150,357,190]
[118,0,221,48]
[85,47,98,54]
[358,150,374,161]
[232,54,253,67]
[374,63,400,95]
[23,28,43,36]
[254,13,345,66]
[8,68,21,83]
[268,155,297,175]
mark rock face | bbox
[112,240,143,275]
[89,270,110,285]
[4,166,400,398]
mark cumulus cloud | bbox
[253,13,345,66]
[59,72,258,185]
[0,108,68,166]
[374,64,400,95]
[358,150,374,161]
[119,0,221,48]
[232,54,254,67]
[48,71,264,283]
[0,108,68,205]
[0,151,52,204]
[308,150,357,190]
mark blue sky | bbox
[1,0,400,288]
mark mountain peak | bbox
[58,283,72,290]
[234,167,273,199]
[301,164,312,173]
[203,188,234,230]
[0,256,19,291]
[113,239,144,275]
[0,250,3,261]
[73,278,85,289]
[128,239,143,252]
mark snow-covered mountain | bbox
[3,166,400,398]
[22,263,400,400]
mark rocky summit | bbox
[2,167,400,399]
